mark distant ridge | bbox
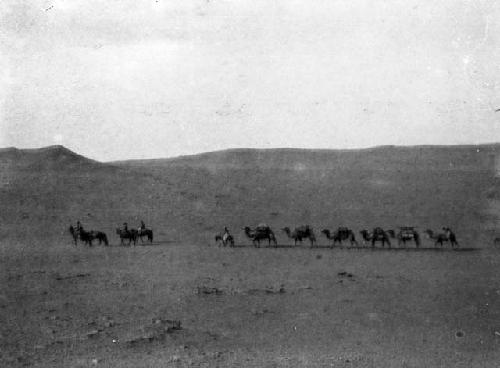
[0,145,101,171]
[1,143,498,173]
[0,144,79,156]
[112,144,500,172]
[110,143,500,165]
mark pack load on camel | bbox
[360,227,392,248]
[242,224,278,247]
[256,223,271,232]
[281,225,316,247]
[321,227,357,247]
[397,226,420,247]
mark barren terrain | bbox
[1,145,500,367]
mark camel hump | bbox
[256,223,271,231]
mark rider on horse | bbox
[123,222,128,232]
[222,227,231,243]
[139,220,146,232]
[443,227,452,238]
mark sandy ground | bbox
[2,240,500,368]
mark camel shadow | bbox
[228,244,296,249]
[107,240,174,247]
[231,244,480,252]
[355,246,479,252]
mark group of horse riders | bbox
[70,220,153,246]
[120,220,147,233]
[73,220,147,234]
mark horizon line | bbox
[0,142,499,163]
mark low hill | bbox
[1,144,499,246]
[0,145,98,171]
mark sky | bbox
[1,0,499,161]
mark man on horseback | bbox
[139,220,146,232]
[222,227,231,243]
[123,222,128,233]
[76,220,82,232]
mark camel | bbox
[281,226,316,247]
[242,225,277,247]
[424,228,458,248]
[321,227,358,247]
[360,228,392,248]
[396,227,420,248]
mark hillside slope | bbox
[1,145,499,246]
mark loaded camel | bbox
[242,224,278,247]
[281,226,316,247]
[424,228,458,248]
[321,227,358,247]
[396,227,420,248]
[360,228,392,248]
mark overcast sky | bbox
[1,0,499,161]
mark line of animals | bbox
[68,221,153,246]
[215,225,459,249]
[68,220,459,249]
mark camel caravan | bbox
[215,224,459,249]
[69,220,459,249]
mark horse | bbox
[215,233,235,247]
[78,229,109,247]
[69,225,79,245]
[137,228,154,243]
[116,228,138,246]
[90,230,109,246]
